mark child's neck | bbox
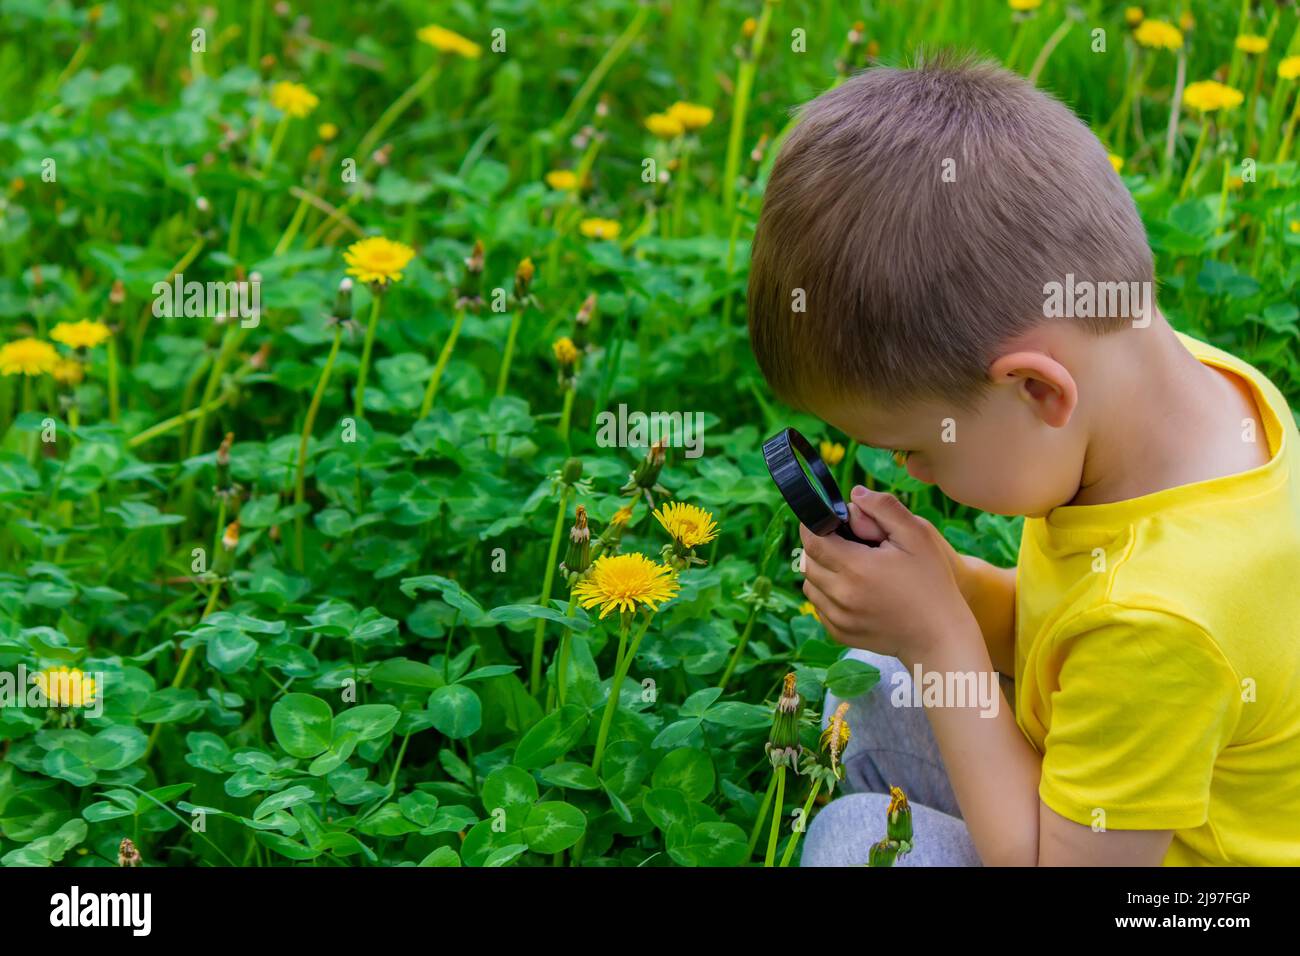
[1069,315,1269,507]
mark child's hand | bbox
[798,486,976,661]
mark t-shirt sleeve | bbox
[1037,605,1241,831]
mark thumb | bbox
[849,486,924,548]
[846,495,887,544]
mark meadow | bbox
[0,0,1296,867]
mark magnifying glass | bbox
[762,428,876,546]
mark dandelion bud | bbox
[118,838,142,868]
[633,439,667,488]
[819,700,851,777]
[1124,6,1144,27]
[372,143,393,167]
[561,457,583,486]
[513,257,535,301]
[455,240,486,311]
[595,96,610,121]
[109,278,126,305]
[766,673,804,771]
[866,39,880,59]
[868,838,899,867]
[561,505,593,582]
[741,16,757,39]
[886,786,912,844]
[553,336,579,367]
[215,431,235,495]
[593,503,634,559]
[333,277,353,323]
[573,293,598,349]
[221,519,240,552]
[249,342,271,370]
[260,53,277,72]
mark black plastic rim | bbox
[762,428,870,544]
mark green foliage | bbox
[0,0,1295,868]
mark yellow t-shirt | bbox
[1014,332,1300,865]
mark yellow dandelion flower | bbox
[50,319,111,349]
[579,218,621,240]
[1008,0,1041,11]
[270,81,319,119]
[553,336,579,366]
[1179,11,1194,32]
[611,503,636,526]
[1125,7,1144,27]
[887,785,910,818]
[343,236,417,286]
[1108,153,1125,173]
[667,101,714,131]
[1279,57,1300,81]
[34,666,97,707]
[571,552,680,619]
[417,24,482,59]
[1235,35,1268,55]
[1183,80,1245,113]
[1133,19,1183,50]
[652,501,719,550]
[318,122,339,141]
[52,357,85,386]
[820,700,851,771]
[799,600,821,622]
[819,440,845,467]
[741,17,757,38]
[546,169,579,191]
[1290,220,1300,234]
[0,337,58,376]
[645,112,685,139]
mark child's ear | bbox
[988,351,1078,428]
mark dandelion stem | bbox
[763,765,786,867]
[355,62,440,163]
[721,0,774,220]
[779,778,822,867]
[106,337,120,423]
[531,485,572,695]
[294,324,343,571]
[745,773,779,859]
[495,306,525,398]
[353,293,383,419]
[717,603,759,691]
[555,589,579,710]
[591,613,653,775]
[144,574,223,759]
[1178,121,1211,199]
[558,383,576,448]
[419,308,466,418]
[127,393,229,448]
[554,3,650,143]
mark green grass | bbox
[0,0,1296,867]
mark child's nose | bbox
[905,456,935,485]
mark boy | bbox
[747,52,1300,866]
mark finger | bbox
[848,486,923,549]
[798,523,842,574]
[802,579,847,643]
[847,499,887,543]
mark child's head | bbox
[748,52,1155,517]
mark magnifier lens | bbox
[793,444,835,509]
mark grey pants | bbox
[800,649,1010,867]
